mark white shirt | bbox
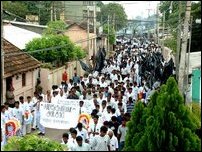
[100,82,108,88]
[88,122,102,140]
[12,107,24,123]
[109,136,119,151]
[101,112,112,122]
[76,128,89,141]
[72,142,91,151]
[90,135,110,151]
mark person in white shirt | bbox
[31,92,38,130]
[76,123,89,143]
[108,130,119,151]
[101,106,113,122]
[35,96,45,135]
[1,105,10,146]
[88,115,102,143]
[12,101,24,136]
[90,126,110,151]
[44,90,52,103]
[4,102,13,118]
[68,129,78,149]
[100,77,108,88]
[22,109,33,136]
[72,136,91,151]
[19,96,28,114]
[61,133,71,151]
[78,101,87,115]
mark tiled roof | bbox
[3,39,41,78]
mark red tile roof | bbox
[3,39,41,78]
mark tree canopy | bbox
[43,20,67,35]
[25,35,86,67]
[97,3,127,31]
[124,77,201,151]
[159,1,201,52]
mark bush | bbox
[124,77,201,151]
[3,134,67,151]
[25,35,86,66]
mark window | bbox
[22,73,26,87]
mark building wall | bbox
[3,70,39,101]
[64,25,96,59]
[40,59,86,94]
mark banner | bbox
[40,99,93,129]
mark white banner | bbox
[40,99,93,129]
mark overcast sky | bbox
[102,1,160,19]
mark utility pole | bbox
[51,1,53,21]
[162,11,165,55]
[186,16,193,93]
[87,7,90,65]
[176,1,182,80]
[156,4,159,45]
[54,2,57,21]
[178,1,192,96]
[107,15,110,51]
[93,1,97,56]
[1,1,4,104]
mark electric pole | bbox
[93,1,97,69]
[51,1,53,21]
[176,1,182,80]
[1,1,4,104]
[156,4,159,45]
[87,7,90,65]
[162,11,165,55]
[107,15,110,51]
[178,1,192,96]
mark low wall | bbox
[40,59,87,94]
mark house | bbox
[3,39,41,103]
[3,23,42,50]
[64,22,97,59]
[187,52,201,103]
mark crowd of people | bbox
[1,37,172,151]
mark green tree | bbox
[159,1,201,52]
[43,20,67,35]
[3,1,28,19]
[25,35,86,67]
[103,24,115,45]
[124,77,201,151]
[97,3,127,30]
[3,134,67,151]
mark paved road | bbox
[32,128,68,142]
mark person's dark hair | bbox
[19,96,24,100]
[76,136,83,142]
[102,100,107,105]
[107,105,112,110]
[118,102,123,106]
[1,105,6,111]
[70,129,77,135]
[62,133,69,138]
[39,96,43,99]
[14,101,20,105]
[111,108,116,113]
[111,116,117,122]
[93,114,99,120]
[103,121,109,126]
[100,126,108,133]
[69,127,75,133]
[4,102,9,106]
[27,96,31,99]
[79,100,84,104]
[77,123,83,129]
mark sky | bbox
[102,1,160,19]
